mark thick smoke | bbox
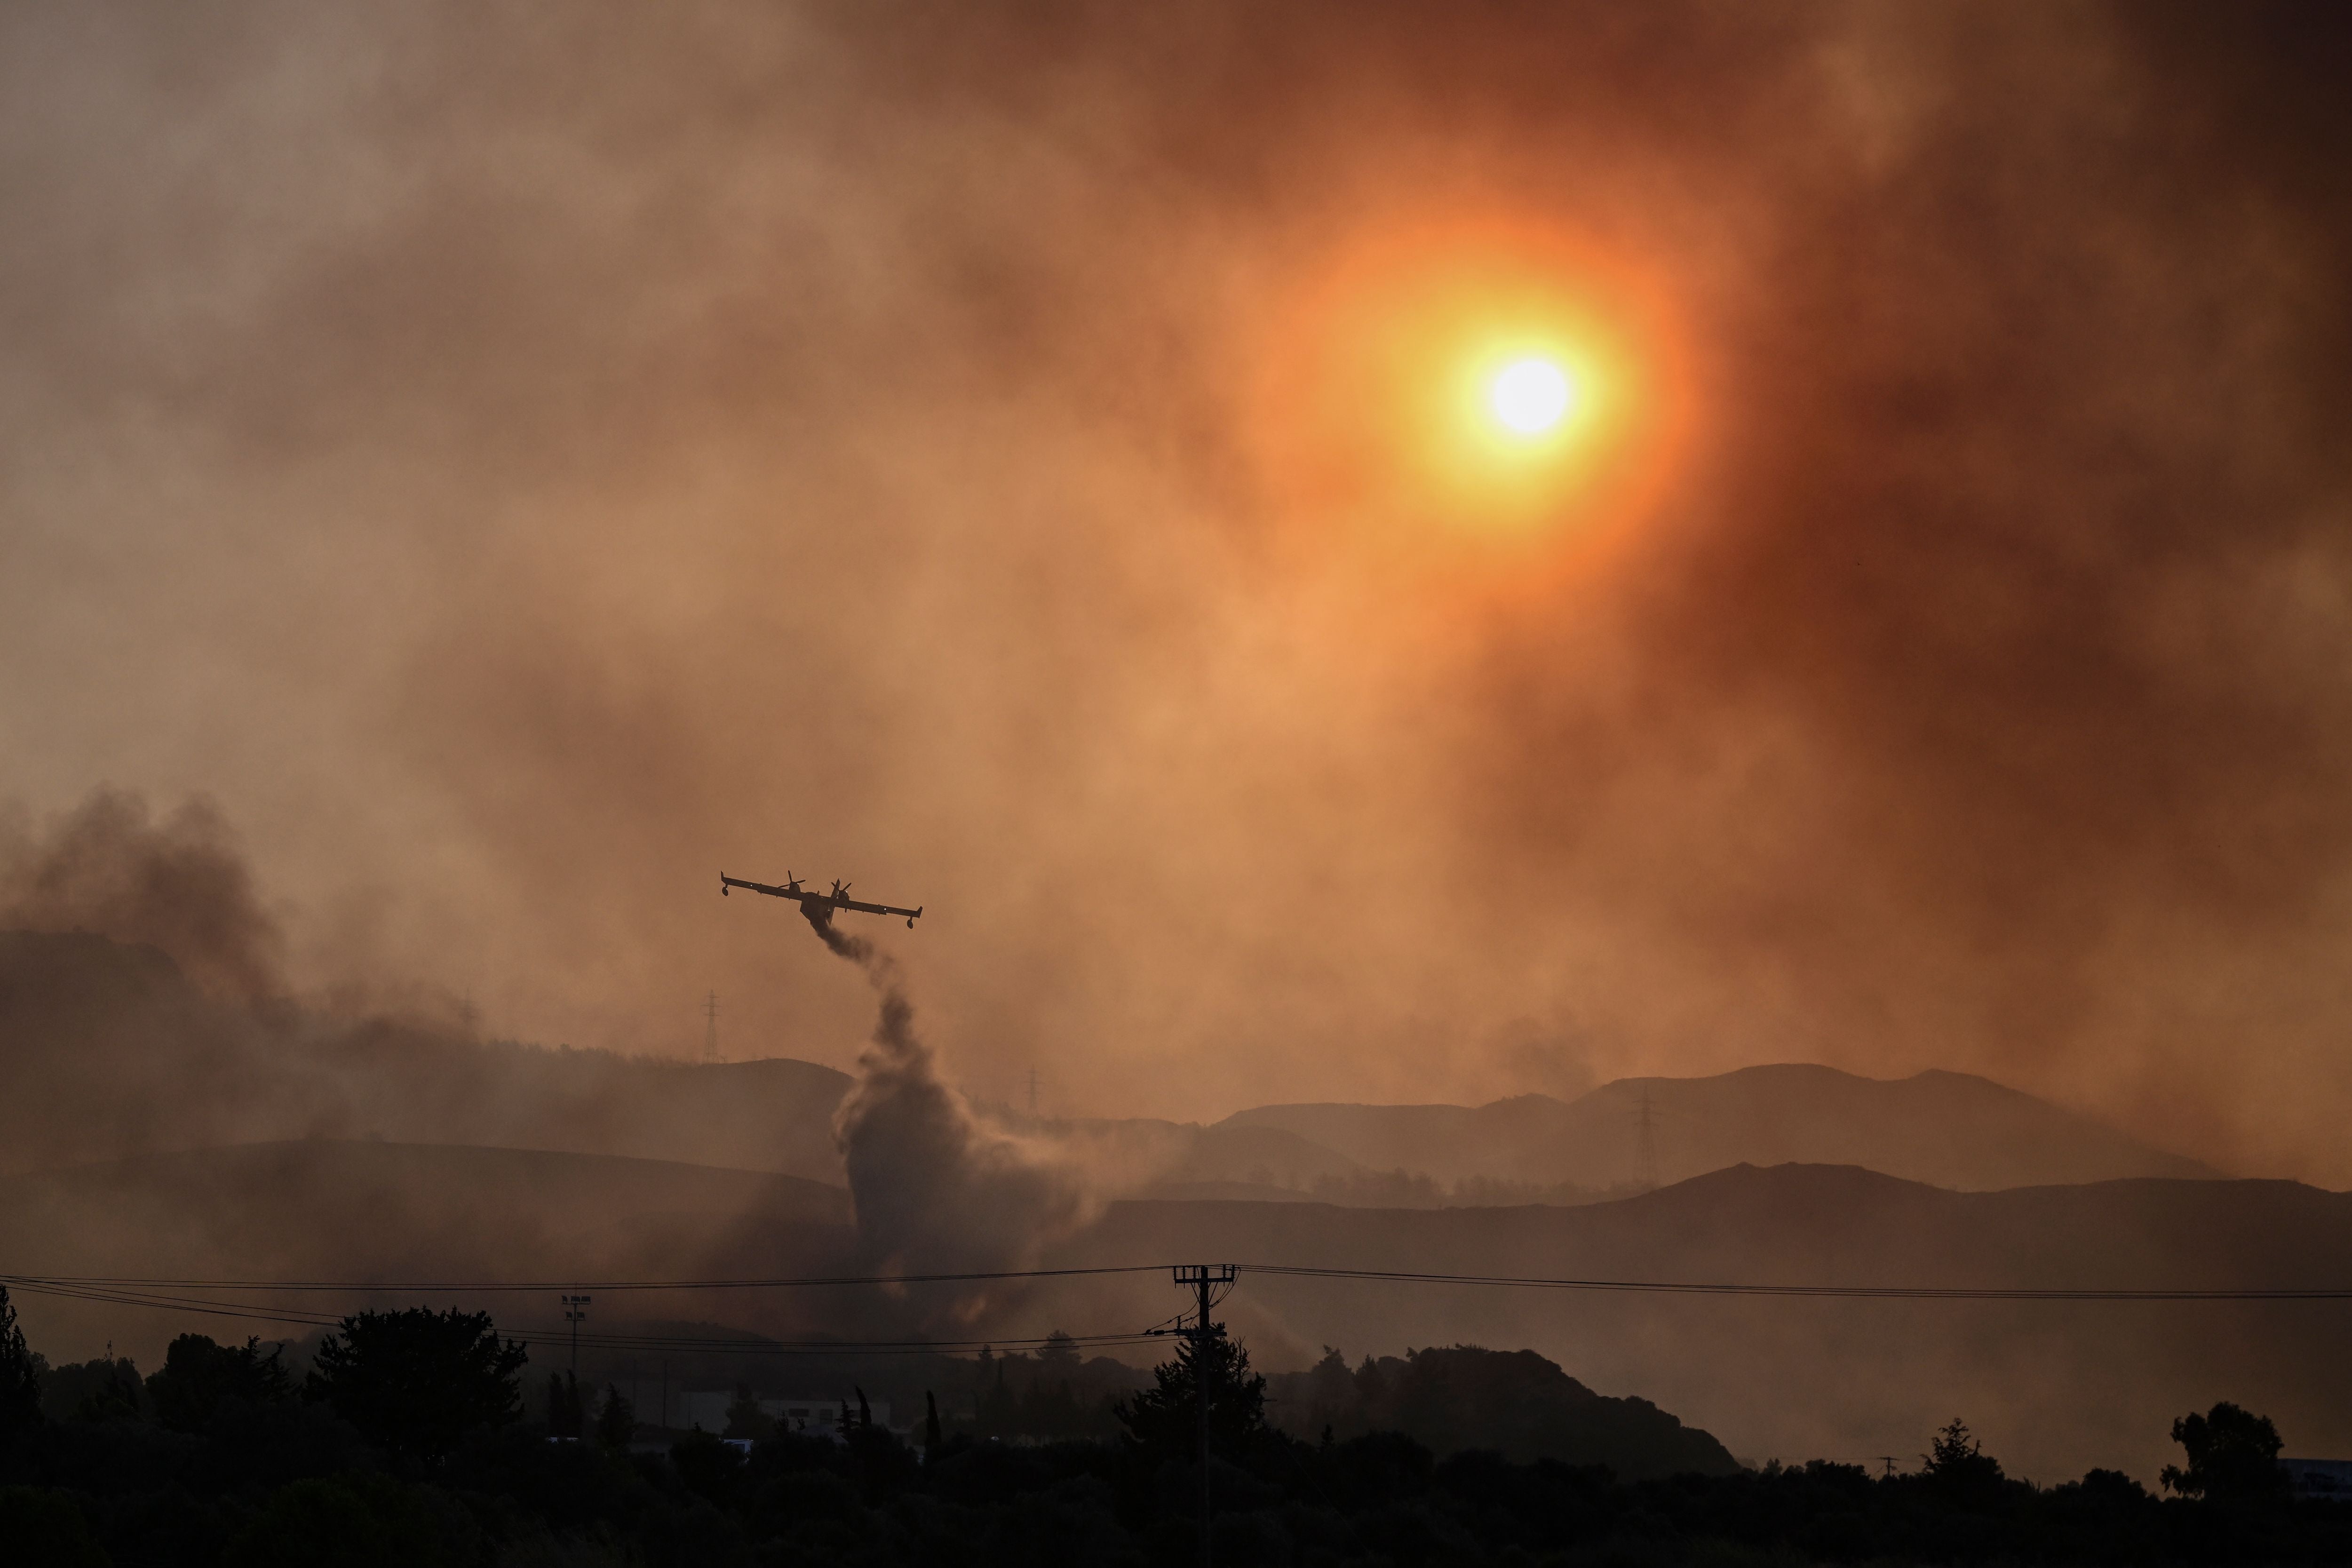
[0,790,282,1003]
[2,2,2351,1183]
[808,903,1094,1291]
[0,788,858,1188]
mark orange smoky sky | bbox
[3,2,2352,1180]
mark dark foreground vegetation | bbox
[3,1291,2348,1567]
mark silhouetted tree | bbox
[304,1307,527,1464]
[723,1384,773,1440]
[669,1427,746,1503]
[146,1335,292,1432]
[37,1358,151,1424]
[220,1472,479,1564]
[0,1486,104,1567]
[594,1383,635,1452]
[0,1287,41,1439]
[976,1353,1018,1438]
[1114,1331,1268,1463]
[72,1359,144,1423]
[1923,1418,2007,1504]
[2162,1402,2287,1504]
[545,1370,583,1440]
[1020,1371,1084,1440]
[1300,1345,1354,1434]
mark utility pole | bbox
[1026,1066,1040,1117]
[1171,1263,1236,1568]
[1879,1455,1898,1479]
[703,992,720,1064]
[563,1293,592,1376]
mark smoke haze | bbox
[0,790,282,1003]
[811,904,1096,1291]
[3,1,2351,1186]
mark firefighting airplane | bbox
[719,872,923,928]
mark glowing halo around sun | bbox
[1489,357,1575,434]
[1244,216,1694,575]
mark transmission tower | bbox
[702,991,719,1064]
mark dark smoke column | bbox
[800,903,1090,1296]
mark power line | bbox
[12,1262,2351,1306]
[0,1264,1169,1294]
[1240,1264,2352,1300]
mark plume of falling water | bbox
[806,904,1094,1304]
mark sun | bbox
[1245,214,1695,561]
[1489,357,1574,435]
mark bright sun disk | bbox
[1490,357,1572,434]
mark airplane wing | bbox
[720,874,808,900]
[834,896,922,920]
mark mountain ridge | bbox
[1218,1062,2219,1191]
[0,930,2226,1202]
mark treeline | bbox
[696,1335,1140,1446]
[4,1289,2350,1566]
[950,1336,1136,1445]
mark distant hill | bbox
[0,930,1370,1198]
[0,1140,855,1318]
[1267,1345,1738,1480]
[1033,1114,1368,1199]
[1218,1063,2220,1192]
[0,929,851,1180]
[5,931,2222,1201]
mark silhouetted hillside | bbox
[0,1140,859,1360]
[1221,1063,2219,1192]
[1269,1345,1738,1479]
